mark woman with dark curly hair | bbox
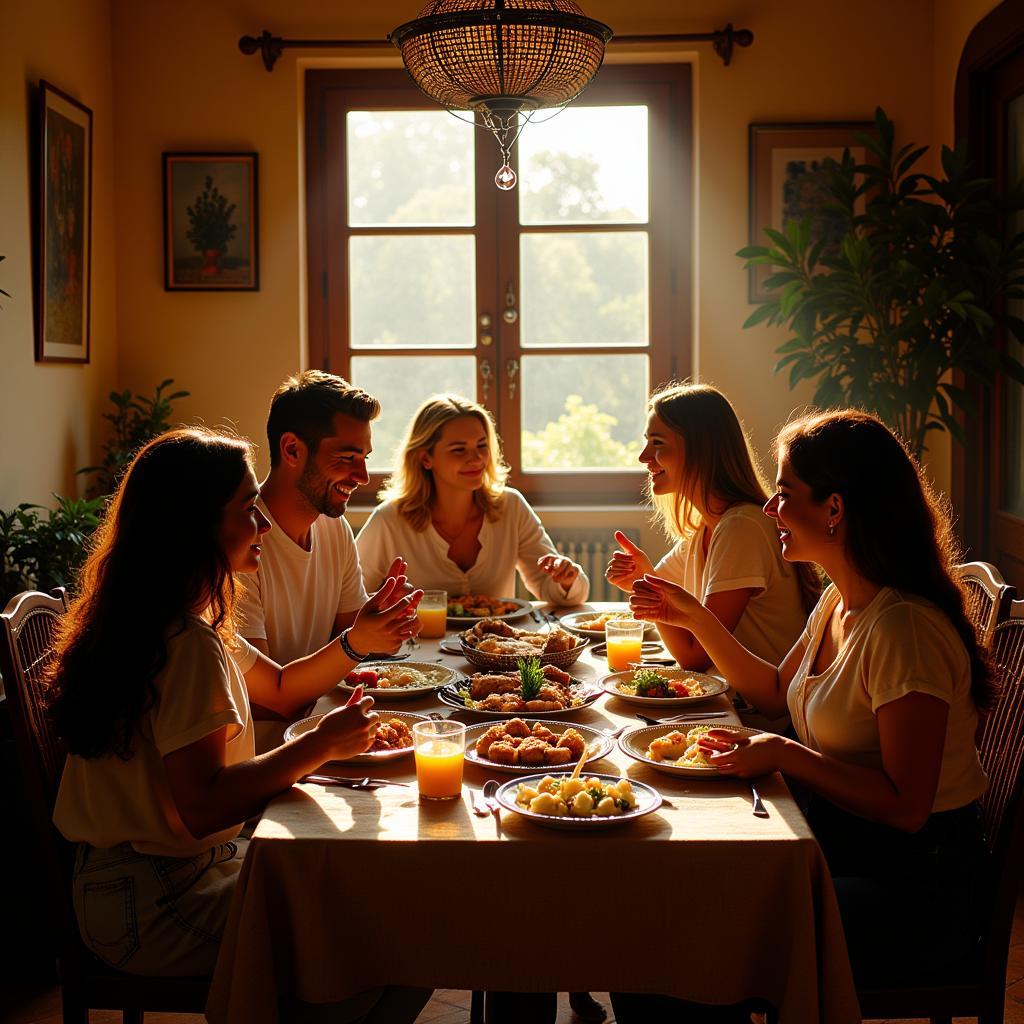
[622,410,991,1017]
[48,428,428,1021]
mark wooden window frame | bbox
[305,64,692,507]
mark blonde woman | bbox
[357,395,588,604]
[607,382,819,670]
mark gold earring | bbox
[828,523,836,537]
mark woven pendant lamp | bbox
[390,0,613,189]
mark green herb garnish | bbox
[631,668,670,697]
[517,656,545,701]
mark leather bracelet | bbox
[339,628,367,663]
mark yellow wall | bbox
[0,0,119,507]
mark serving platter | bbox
[337,661,462,700]
[601,668,728,707]
[618,721,762,778]
[284,710,428,763]
[446,596,534,626]
[463,719,615,774]
[436,679,602,717]
[559,609,656,639]
[493,772,662,830]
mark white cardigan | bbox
[356,488,589,606]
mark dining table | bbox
[205,603,860,1024]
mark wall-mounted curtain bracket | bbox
[238,24,754,73]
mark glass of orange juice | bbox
[417,589,447,639]
[606,619,644,672]
[413,719,465,800]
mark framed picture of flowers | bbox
[747,121,874,302]
[162,152,259,291]
[38,81,92,362]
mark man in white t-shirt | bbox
[237,370,406,677]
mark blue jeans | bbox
[72,839,246,976]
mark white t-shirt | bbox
[236,499,369,664]
[788,585,987,813]
[54,616,258,857]
[656,503,807,664]
[356,488,589,606]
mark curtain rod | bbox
[238,25,754,72]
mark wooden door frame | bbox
[953,0,1024,559]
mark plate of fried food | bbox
[494,772,662,829]
[601,667,728,707]
[437,656,601,716]
[284,710,426,763]
[559,608,656,639]
[446,595,533,625]
[618,721,762,777]
[464,718,613,774]
[338,662,461,700]
[459,618,588,671]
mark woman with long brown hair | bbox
[625,410,990,1010]
[607,382,818,669]
[49,428,429,1019]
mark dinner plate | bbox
[463,719,615,774]
[618,721,762,778]
[601,668,728,707]
[493,772,662,830]
[284,710,428,763]
[436,679,603,717]
[337,661,462,700]
[559,609,656,639]
[446,596,534,626]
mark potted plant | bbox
[739,107,1024,457]
[186,176,237,277]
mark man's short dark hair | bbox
[267,371,380,466]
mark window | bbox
[306,65,692,504]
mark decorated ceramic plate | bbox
[463,719,615,774]
[337,661,462,700]
[436,678,602,717]
[559,609,656,639]
[601,668,728,707]
[284,710,428,763]
[618,721,762,778]
[446,596,534,626]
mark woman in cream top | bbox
[606,382,817,668]
[357,395,588,605]
[49,428,421,987]
[628,410,991,995]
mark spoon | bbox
[472,779,501,817]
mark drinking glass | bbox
[413,719,465,800]
[606,619,644,672]
[417,589,447,639]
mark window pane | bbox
[347,111,475,226]
[519,106,648,225]
[350,235,475,348]
[520,355,648,470]
[351,355,476,472]
[520,232,648,347]
[1004,93,1024,515]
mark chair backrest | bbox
[0,588,78,945]
[975,598,1024,996]
[955,561,1013,650]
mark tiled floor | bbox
[5,900,1024,1024]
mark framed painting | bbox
[748,121,874,302]
[163,153,259,291]
[37,81,92,363]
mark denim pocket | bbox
[80,876,140,968]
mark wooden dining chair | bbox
[858,597,1024,1024]
[955,561,1014,650]
[0,588,209,1023]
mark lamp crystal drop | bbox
[495,164,517,191]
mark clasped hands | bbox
[349,556,423,656]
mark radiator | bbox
[516,528,640,603]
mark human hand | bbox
[696,730,788,778]
[313,696,379,760]
[537,553,580,591]
[605,530,655,593]
[349,575,423,656]
[382,555,416,596]
[629,573,704,629]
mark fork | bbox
[634,711,730,726]
[302,775,411,789]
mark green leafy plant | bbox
[79,378,189,495]
[186,176,237,254]
[739,106,1024,456]
[0,497,103,605]
[516,656,545,702]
